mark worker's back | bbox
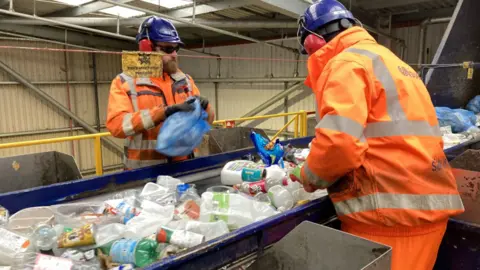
[314,27,464,228]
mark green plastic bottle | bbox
[100,238,159,268]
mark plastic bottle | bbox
[234,180,266,195]
[32,224,56,255]
[220,161,265,185]
[11,252,101,270]
[0,227,32,265]
[264,165,287,191]
[156,227,205,248]
[100,238,159,268]
[267,185,294,212]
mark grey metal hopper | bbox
[0,151,82,193]
[248,221,392,270]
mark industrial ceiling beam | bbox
[99,0,298,52]
[46,0,133,17]
[392,7,456,23]
[0,11,218,56]
[0,17,298,29]
[0,24,135,50]
[166,0,257,18]
[357,0,436,10]
[255,0,309,19]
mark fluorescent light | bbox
[100,6,146,18]
[53,0,93,6]
[141,0,193,9]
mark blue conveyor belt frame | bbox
[2,136,479,270]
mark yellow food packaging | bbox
[58,223,96,248]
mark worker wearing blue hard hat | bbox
[106,16,215,170]
[289,0,464,269]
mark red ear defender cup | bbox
[303,34,327,55]
[139,39,153,52]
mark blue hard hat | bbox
[298,0,354,42]
[136,16,184,46]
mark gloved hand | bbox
[165,98,195,118]
[195,96,209,110]
[289,163,319,193]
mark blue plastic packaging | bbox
[435,107,477,133]
[176,183,190,197]
[156,98,211,157]
[250,131,284,168]
[466,95,480,114]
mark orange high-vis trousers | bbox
[342,221,448,270]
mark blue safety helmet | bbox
[136,16,184,46]
[298,0,355,53]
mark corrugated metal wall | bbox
[0,40,123,173]
[380,23,449,65]
[0,26,447,173]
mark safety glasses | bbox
[155,45,180,54]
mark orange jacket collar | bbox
[304,27,376,89]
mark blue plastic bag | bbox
[250,131,284,168]
[156,98,211,157]
[435,107,477,133]
[466,95,480,114]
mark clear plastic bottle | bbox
[100,238,159,268]
[11,252,101,270]
[0,227,32,265]
[32,223,56,255]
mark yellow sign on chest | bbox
[121,51,163,78]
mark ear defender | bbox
[303,34,327,55]
[139,39,153,52]
[138,19,154,52]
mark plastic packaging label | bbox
[0,206,8,225]
[110,239,138,265]
[209,193,230,223]
[58,223,95,248]
[0,228,30,253]
[226,161,263,172]
[34,254,73,270]
[241,168,264,182]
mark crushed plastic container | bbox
[199,192,279,230]
[0,228,32,265]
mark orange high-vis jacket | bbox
[302,26,464,228]
[106,71,214,170]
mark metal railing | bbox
[0,110,314,176]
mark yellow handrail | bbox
[0,110,314,176]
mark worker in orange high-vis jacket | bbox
[106,16,214,170]
[289,1,464,269]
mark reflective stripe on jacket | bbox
[302,26,464,227]
[106,71,208,170]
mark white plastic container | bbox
[264,165,287,191]
[268,185,294,212]
[185,220,229,241]
[140,182,169,198]
[156,176,183,192]
[220,161,265,185]
[0,228,32,265]
[199,192,279,230]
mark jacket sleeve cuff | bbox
[301,161,332,189]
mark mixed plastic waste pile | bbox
[436,95,480,149]
[0,133,326,270]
